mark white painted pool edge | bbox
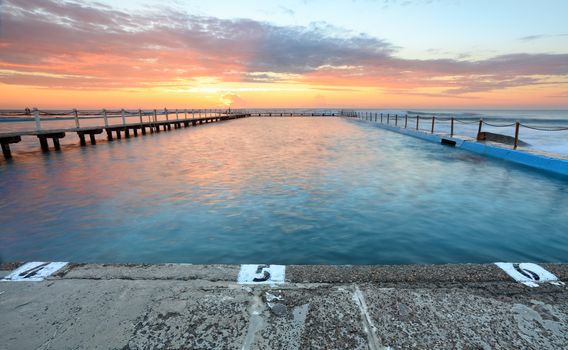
[354,119,568,176]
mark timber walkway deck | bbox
[0,109,345,160]
[0,113,249,159]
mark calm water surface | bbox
[1,117,567,264]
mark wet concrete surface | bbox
[0,263,567,349]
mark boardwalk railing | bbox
[344,111,568,151]
[0,108,345,160]
[0,108,250,159]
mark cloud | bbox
[220,93,246,107]
[0,0,567,97]
[546,91,568,98]
[519,33,568,42]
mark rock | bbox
[477,131,529,146]
[270,303,288,317]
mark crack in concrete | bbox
[352,285,389,350]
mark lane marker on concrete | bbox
[495,262,564,287]
[238,264,285,285]
[1,262,68,282]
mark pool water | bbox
[1,117,567,264]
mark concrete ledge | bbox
[1,263,567,349]
[354,119,568,176]
[6,262,565,285]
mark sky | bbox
[0,0,567,109]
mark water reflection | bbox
[0,117,567,264]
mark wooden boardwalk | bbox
[0,113,249,160]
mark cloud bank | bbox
[1,0,567,97]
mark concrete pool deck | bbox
[1,263,567,349]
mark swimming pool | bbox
[1,117,567,264]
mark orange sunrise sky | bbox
[1,0,568,109]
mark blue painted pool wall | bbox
[352,119,568,176]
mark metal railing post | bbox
[477,118,483,140]
[74,108,80,128]
[33,107,41,130]
[404,115,408,128]
[431,116,435,134]
[387,114,390,124]
[121,109,126,125]
[514,121,520,149]
[139,109,143,124]
[103,109,108,127]
[395,114,398,126]
[416,115,419,130]
[450,117,454,137]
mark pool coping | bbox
[352,118,568,176]
[2,262,568,284]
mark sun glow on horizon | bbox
[1,0,567,109]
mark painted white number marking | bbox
[1,262,68,282]
[495,262,564,287]
[238,264,285,285]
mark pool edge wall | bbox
[352,119,568,176]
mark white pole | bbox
[74,108,80,128]
[33,107,41,130]
[103,109,108,127]
[121,109,126,125]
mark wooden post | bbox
[395,115,398,126]
[404,115,408,128]
[33,108,41,130]
[380,113,383,123]
[387,114,390,124]
[89,134,96,145]
[165,108,169,121]
[477,119,483,140]
[176,109,179,121]
[184,109,188,120]
[103,109,108,127]
[416,115,419,130]
[431,116,435,134]
[39,136,49,152]
[450,117,454,137]
[514,121,520,149]
[139,109,143,124]
[1,143,12,159]
[153,109,157,123]
[121,109,126,126]
[52,138,61,150]
[79,133,86,146]
[74,109,80,129]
